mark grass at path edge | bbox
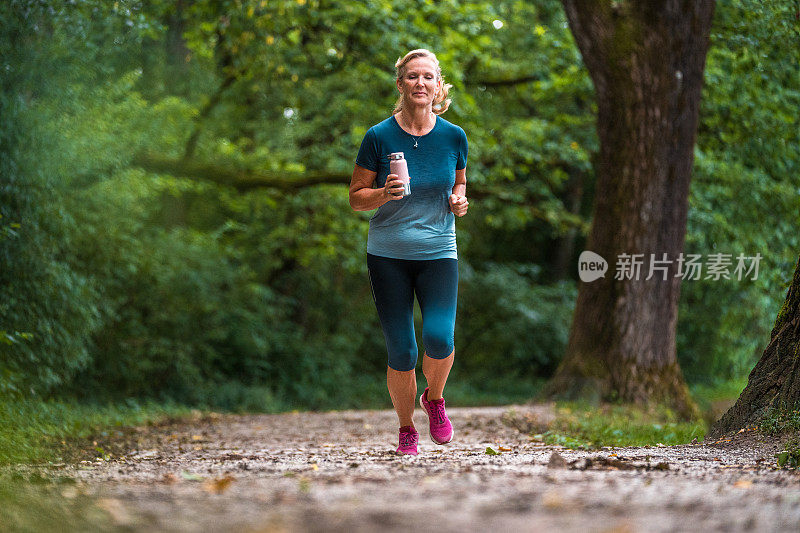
[0,398,193,465]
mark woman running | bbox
[348,49,469,455]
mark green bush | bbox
[457,263,576,379]
[0,3,101,397]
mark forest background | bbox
[1,0,798,460]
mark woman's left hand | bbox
[449,194,469,217]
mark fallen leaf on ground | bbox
[204,475,235,494]
[485,447,499,455]
[499,447,512,452]
[191,435,203,441]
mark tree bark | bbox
[544,0,716,417]
[708,256,800,438]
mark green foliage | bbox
[436,375,545,407]
[64,172,282,400]
[0,216,33,348]
[0,2,101,397]
[689,378,747,425]
[457,264,576,379]
[775,437,800,469]
[536,402,707,449]
[678,0,800,383]
[759,403,800,436]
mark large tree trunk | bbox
[709,256,800,438]
[544,1,716,417]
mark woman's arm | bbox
[449,167,468,216]
[452,167,467,197]
[349,164,404,211]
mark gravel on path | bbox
[13,404,800,532]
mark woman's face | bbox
[397,56,442,108]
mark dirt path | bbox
[16,404,800,532]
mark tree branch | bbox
[133,153,526,203]
[182,73,238,161]
[467,74,542,88]
[133,152,350,191]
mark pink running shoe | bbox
[396,425,419,455]
[419,387,453,445]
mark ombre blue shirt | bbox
[355,115,468,260]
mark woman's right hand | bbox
[383,174,405,201]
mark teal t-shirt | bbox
[355,115,468,260]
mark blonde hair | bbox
[393,49,452,115]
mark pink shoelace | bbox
[429,400,447,425]
[399,431,418,446]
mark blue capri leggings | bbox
[367,253,458,372]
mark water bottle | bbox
[388,152,411,197]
